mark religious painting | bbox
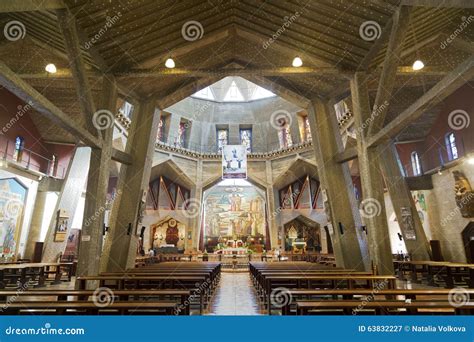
[400,207,416,240]
[453,170,474,218]
[222,145,247,179]
[63,228,81,260]
[203,183,266,252]
[54,209,69,242]
[0,178,26,258]
[150,217,185,251]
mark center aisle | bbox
[207,271,263,315]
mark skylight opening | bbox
[193,86,215,100]
[250,85,275,100]
[223,81,245,102]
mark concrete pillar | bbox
[102,101,160,272]
[41,147,91,262]
[379,143,432,260]
[76,77,117,277]
[308,99,369,271]
[351,72,394,275]
[24,188,48,260]
[265,160,278,249]
[323,225,334,254]
[192,159,204,250]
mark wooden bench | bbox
[276,288,474,315]
[0,289,192,315]
[0,262,76,289]
[296,300,474,315]
[2,301,178,315]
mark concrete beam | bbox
[0,0,65,12]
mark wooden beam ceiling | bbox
[367,55,474,147]
[0,0,65,13]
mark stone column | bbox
[41,146,91,262]
[76,77,117,277]
[167,113,181,145]
[308,99,369,271]
[192,159,204,251]
[24,187,48,260]
[379,143,431,260]
[102,101,160,272]
[351,72,394,275]
[265,160,278,249]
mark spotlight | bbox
[292,56,303,67]
[165,58,175,69]
[45,63,57,74]
[412,60,424,71]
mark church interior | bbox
[0,0,473,316]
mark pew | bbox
[0,289,191,315]
[296,300,474,315]
[0,262,76,289]
[277,288,474,315]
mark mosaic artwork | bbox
[203,184,266,252]
[0,178,26,258]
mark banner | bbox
[222,145,247,179]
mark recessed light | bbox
[292,56,303,67]
[165,58,175,69]
[45,63,57,74]
[412,60,424,71]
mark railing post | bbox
[4,140,8,160]
[26,151,31,169]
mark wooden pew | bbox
[277,288,474,315]
[0,289,192,315]
[0,262,76,289]
[296,300,474,315]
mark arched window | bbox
[12,136,24,162]
[411,151,422,176]
[445,132,458,161]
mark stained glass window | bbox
[301,115,312,142]
[278,125,293,149]
[157,117,165,142]
[240,129,252,153]
[411,152,422,176]
[13,136,24,162]
[445,132,458,161]
[217,128,228,153]
[177,121,187,148]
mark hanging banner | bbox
[222,145,247,179]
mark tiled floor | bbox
[207,271,263,315]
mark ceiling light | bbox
[165,58,175,69]
[45,63,57,74]
[412,60,424,71]
[292,56,303,67]
[468,156,474,165]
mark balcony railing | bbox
[0,136,67,179]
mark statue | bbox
[453,170,474,218]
